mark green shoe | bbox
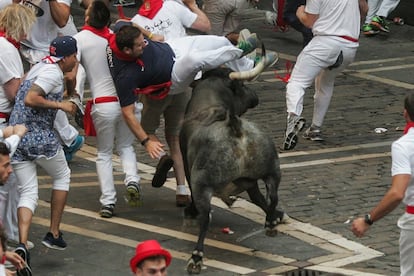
[370,15,390,33]
[362,23,380,36]
[237,33,258,56]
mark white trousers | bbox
[0,172,19,241]
[167,35,252,92]
[92,101,141,206]
[203,0,251,35]
[0,122,19,240]
[398,213,414,276]
[365,0,400,23]
[286,36,357,127]
[12,149,71,213]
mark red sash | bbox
[83,97,119,136]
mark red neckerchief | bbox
[138,0,163,19]
[0,30,20,49]
[403,122,414,134]
[82,25,113,41]
[108,35,145,67]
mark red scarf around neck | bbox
[138,0,163,19]
[82,25,113,41]
[0,30,20,49]
[403,122,414,134]
[109,35,138,62]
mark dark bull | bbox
[180,67,285,274]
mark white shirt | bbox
[0,38,23,113]
[391,127,414,207]
[27,62,64,96]
[21,0,72,51]
[73,30,118,98]
[306,0,360,40]
[130,0,197,40]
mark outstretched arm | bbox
[121,103,166,159]
[351,174,409,237]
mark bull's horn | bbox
[229,42,266,81]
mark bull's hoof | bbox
[187,258,202,274]
[265,227,278,237]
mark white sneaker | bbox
[265,11,277,26]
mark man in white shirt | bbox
[352,93,414,276]
[20,0,85,162]
[282,0,368,150]
[73,0,141,217]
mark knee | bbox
[18,194,38,213]
[52,168,71,192]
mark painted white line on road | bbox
[349,72,414,89]
[349,56,414,66]
[281,152,391,169]
[279,141,392,158]
[36,200,295,265]
[32,216,256,275]
[356,64,414,73]
[60,143,387,275]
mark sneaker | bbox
[69,96,85,129]
[249,51,279,81]
[99,204,115,218]
[238,29,256,60]
[362,23,380,36]
[15,244,32,276]
[303,125,324,141]
[237,33,259,56]
[41,232,67,250]
[283,114,306,150]
[112,0,135,7]
[125,182,142,207]
[152,155,174,188]
[63,135,85,162]
[265,11,277,26]
[8,239,34,250]
[370,15,390,33]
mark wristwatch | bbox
[364,214,373,225]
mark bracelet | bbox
[148,32,153,39]
[141,137,150,146]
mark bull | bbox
[180,47,285,274]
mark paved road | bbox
[18,3,414,276]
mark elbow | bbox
[390,189,405,203]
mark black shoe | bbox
[41,232,67,250]
[99,204,115,218]
[15,244,32,276]
[152,155,174,188]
